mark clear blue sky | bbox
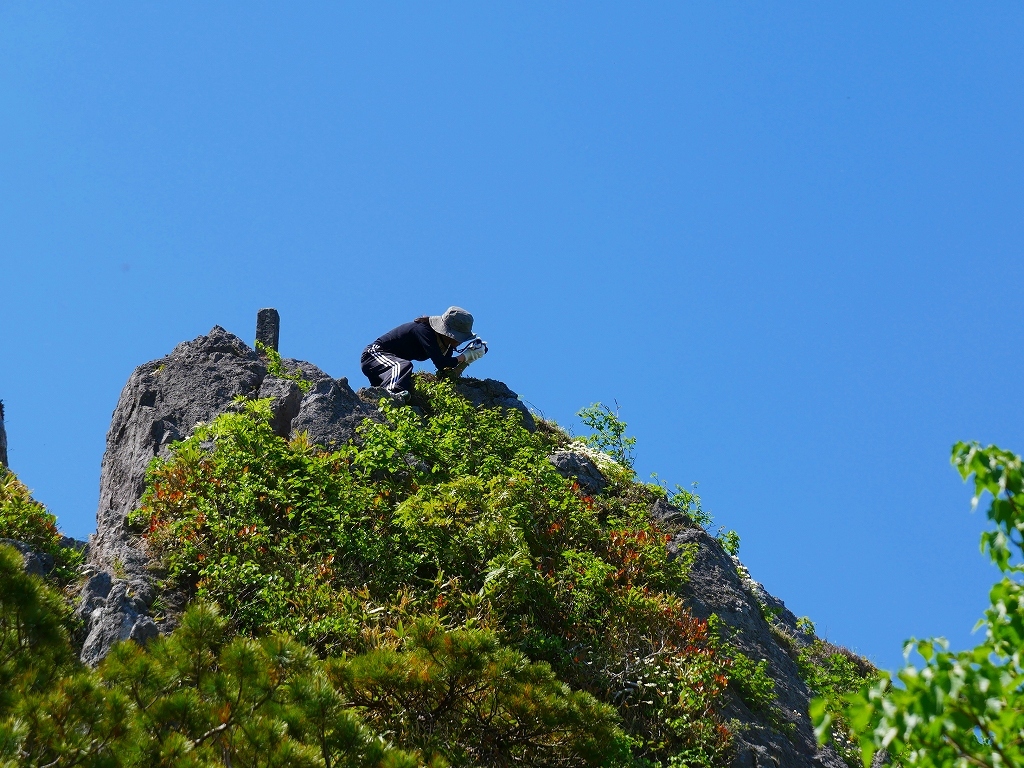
[2,4,1022,674]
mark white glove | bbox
[462,344,487,364]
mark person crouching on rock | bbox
[360,306,487,402]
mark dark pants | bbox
[360,344,414,394]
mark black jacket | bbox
[372,321,460,369]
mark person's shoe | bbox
[389,389,411,405]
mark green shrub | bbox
[257,341,313,393]
[132,377,743,765]
[0,469,83,585]
[798,640,875,766]
[577,402,636,470]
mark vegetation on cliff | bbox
[0,376,879,766]
[129,377,760,765]
[0,468,83,585]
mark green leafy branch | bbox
[814,442,1024,768]
[256,340,312,393]
[577,402,636,470]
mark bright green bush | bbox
[577,403,636,470]
[0,469,83,585]
[256,341,313,393]
[814,442,1024,768]
[131,377,752,765]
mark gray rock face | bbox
[258,376,303,438]
[668,528,846,768]
[548,449,609,496]
[79,576,160,664]
[288,361,382,449]
[90,326,266,588]
[1,538,54,577]
[0,400,7,468]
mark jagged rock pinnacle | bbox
[256,308,280,352]
[80,323,534,666]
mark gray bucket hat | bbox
[429,306,476,344]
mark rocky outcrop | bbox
[669,526,847,768]
[0,400,7,468]
[81,326,384,665]
[90,327,267,586]
[77,318,852,767]
[81,324,532,666]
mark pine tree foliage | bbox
[0,545,77,716]
[0,567,620,767]
[0,581,421,767]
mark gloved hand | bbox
[462,343,487,364]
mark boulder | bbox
[648,497,697,529]
[548,449,609,496]
[451,377,536,432]
[287,361,381,448]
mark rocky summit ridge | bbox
[80,323,534,668]
[7,317,859,768]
